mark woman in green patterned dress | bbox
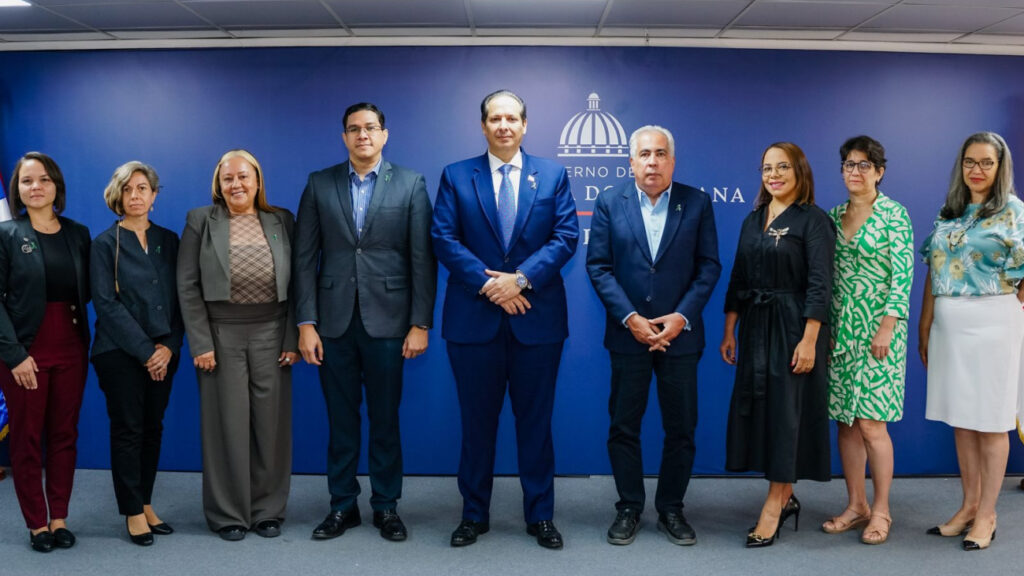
[822,136,913,545]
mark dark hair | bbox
[840,135,887,184]
[10,151,66,217]
[754,142,815,209]
[480,90,526,123]
[940,131,1016,220]
[343,102,385,130]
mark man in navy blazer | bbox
[586,126,721,547]
[293,102,436,542]
[431,90,579,549]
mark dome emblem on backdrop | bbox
[558,93,629,158]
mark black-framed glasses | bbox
[761,163,792,176]
[345,125,383,135]
[963,158,996,171]
[842,160,874,173]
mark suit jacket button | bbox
[152,279,159,284]
[650,267,656,273]
[72,318,78,325]
[645,296,652,302]
[156,305,163,311]
[70,305,76,311]
[504,257,510,263]
[356,248,362,254]
[350,277,356,283]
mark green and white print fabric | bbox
[828,193,914,424]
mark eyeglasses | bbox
[761,163,792,176]
[345,125,383,135]
[842,160,874,173]
[962,158,996,171]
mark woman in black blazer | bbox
[90,161,183,546]
[0,152,90,553]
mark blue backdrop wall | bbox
[0,45,1022,476]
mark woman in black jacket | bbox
[0,152,90,553]
[90,161,182,546]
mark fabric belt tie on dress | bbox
[734,288,793,415]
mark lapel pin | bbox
[675,204,682,212]
[273,233,279,241]
[155,245,162,254]
[527,174,537,190]
[385,173,392,183]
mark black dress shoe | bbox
[254,519,281,538]
[373,510,407,542]
[312,509,361,540]
[658,511,696,546]
[126,519,154,547]
[30,530,55,553]
[526,520,563,549]
[450,519,489,547]
[52,527,76,549]
[148,522,174,535]
[607,509,641,545]
[217,525,247,542]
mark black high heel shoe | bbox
[126,518,154,547]
[781,495,801,532]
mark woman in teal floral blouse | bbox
[919,131,1024,551]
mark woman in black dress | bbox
[720,142,835,547]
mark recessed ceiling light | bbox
[0,0,31,7]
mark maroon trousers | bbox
[0,303,87,529]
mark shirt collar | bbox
[488,150,523,174]
[349,158,383,180]
[635,183,671,207]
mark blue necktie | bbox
[497,164,515,248]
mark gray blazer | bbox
[177,204,298,356]
[292,160,436,339]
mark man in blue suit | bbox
[586,126,720,547]
[293,102,436,542]
[431,90,579,549]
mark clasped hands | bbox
[481,269,531,315]
[627,312,686,352]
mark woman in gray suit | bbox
[177,149,299,541]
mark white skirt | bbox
[926,294,1024,432]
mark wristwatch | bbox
[515,270,529,290]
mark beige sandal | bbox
[822,507,871,534]
[861,512,892,545]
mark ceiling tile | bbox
[859,4,1020,32]
[956,32,1024,44]
[977,11,1024,33]
[182,0,339,29]
[29,0,173,6]
[325,0,467,27]
[603,0,750,28]
[734,1,888,28]
[48,3,210,29]
[599,26,719,37]
[907,0,1024,7]
[110,28,230,38]
[471,0,605,27]
[0,5,87,32]
[0,31,111,40]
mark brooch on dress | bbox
[767,227,789,247]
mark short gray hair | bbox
[629,125,675,158]
[103,161,160,216]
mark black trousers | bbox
[607,351,699,515]
[320,310,404,513]
[93,348,177,516]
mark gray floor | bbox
[1,470,1023,576]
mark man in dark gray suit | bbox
[293,102,436,542]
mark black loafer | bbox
[607,509,641,545]
[217,525,247,542]
[312,508,360,540]
[148,522,174,535]
[527,520,563,549]
[450,519,489,547]
[254,519,281,538]
[52,527,76,549]
[373,510,407,542]
[658,511,696,546]
[30,530,55,553]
